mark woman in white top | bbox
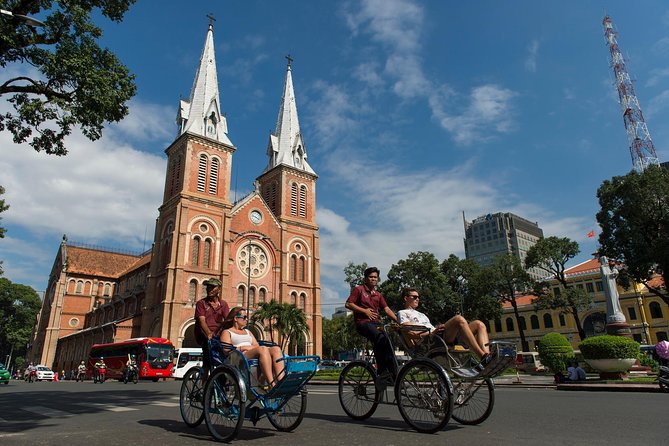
[398,288,491,363]
[219,307,284,388]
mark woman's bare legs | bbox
[469,320,490,355]
[269,346,284,381]
[440,315,487,358]
[242,346,274,386]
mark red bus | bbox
[87,337,175,381]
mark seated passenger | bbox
[219,307,284,388]
[397,287,494,369]
[567,362,586,381]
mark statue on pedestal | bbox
[599,256,632,337]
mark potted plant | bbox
[578,335,640,379]
[537,333,574,379]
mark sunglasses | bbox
[235,314,248,320]
[408,295,420,300]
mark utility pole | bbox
[603,15,660,172]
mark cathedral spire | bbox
[265,57,315,175]
[177,22,232,146]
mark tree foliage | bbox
[322,315,364,359]
[525,236,591,340]
[251,301,309,352]
[596,165,669,306]
[0,185,8,275]
[0,0,137,155]
[0,277,41,367]
[487,254,535,351]
[343,261,368,290]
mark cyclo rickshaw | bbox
[338,323,515,432]
[179,338,320,442]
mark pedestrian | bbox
[567,362,586,381]
[194,277,230,381]
[345,267,399,385]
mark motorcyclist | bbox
[124,354,138,381]
[77,361,87,381]
[26,362,37,382]
[94,357,106,381]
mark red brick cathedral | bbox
[29,24,322,371]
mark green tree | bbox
[322,315,363,359]
[1,0,137,155]
[379,251,457,322]
[440,254,501,323]
[0,278,41,368]
[525,236,591,340]
[487,254,535,352]
[0,185,8,275]
[596,165,669,307]
[343,261,368,290]
[251,301,309,353]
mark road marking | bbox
[150,401,180,407]
[88,403,138,412]
[306,390,337,395]
[23,406,73,418]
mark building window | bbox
[658,332,668,342]
[519,316,527,330]
[559,314,566,326]
[209,158,219,194]
[259,288,266,303]
[290,255,297,281]
[237,286,245,307]
[596,281,604,292]
[290,292,297,306]
[197,154,207,192]
[299,256,306,282]
[494,318,502,333]
[75,280,84,294]
[103,283,111,297]
[291,183,298,216]
[505,317,514,332]
[543,313,553,328]
[299,185,307,218]
[628,307,637,320]
[192,236,200,266]
[530,315,540,330]
[650,302,664,319]
[299,293,306,310]
[203,239,211,268]
[249,287,256,307]
[189,280,197,305]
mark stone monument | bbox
[599,256,632,337]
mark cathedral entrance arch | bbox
[583,312,607,337]
[182,323,198,348]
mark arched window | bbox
[259,288,266,303]
[299,256,306,282]
[299,185,307,218]
[299,293,306,311]
[249,287,256,307]
[530,315,540,330]
[505,317,514,332]
[84,281,92,295]
[103,283,111,297]
[291,292,297,306]
[290,255,297,281]
[203,239,211,268]
[559,314,566,326]
[191,236,200,266]
[75,280,84,294]
[543,313,554,328]
[519,316,527,330]
[494,318,502,333]
[197,154,207,192]
[650,302,664,319]
[291,183,298,216]
[209,158,219,194]
[237,286,245,307]
[188,280,197,304]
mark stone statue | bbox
[599,256,631,336]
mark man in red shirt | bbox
[194,278,229,380]
[345,267,399,384]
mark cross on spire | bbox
[286,54,293,68]
[207,13,216,27]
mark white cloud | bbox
[652,36,669,54]
[646,89,669,117]
[431,84,518,144]
[108,99,175,143]
[525,39,540,73]
[646,67,669,87]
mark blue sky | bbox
[2,0,669,316]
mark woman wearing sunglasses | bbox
[220,306,284,388]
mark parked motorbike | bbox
[94,366,106,384]
[658,365,669,393]
[123,365,139,384]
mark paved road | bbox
[0,379,665,445]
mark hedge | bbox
[578,335,640,360]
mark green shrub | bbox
[578,335,640,360]
[537,333,574,372]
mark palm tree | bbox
[251,300,282,344]
[251,301,310,352]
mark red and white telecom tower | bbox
[603,15,660,172]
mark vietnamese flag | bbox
[587,230,595,238]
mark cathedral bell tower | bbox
[143,23,235,340]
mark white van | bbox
[171,347,203,379]
[515,352,546,373]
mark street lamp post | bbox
[1,9,45,27]
[230,230,267,316]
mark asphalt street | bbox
[0,379,665,445]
